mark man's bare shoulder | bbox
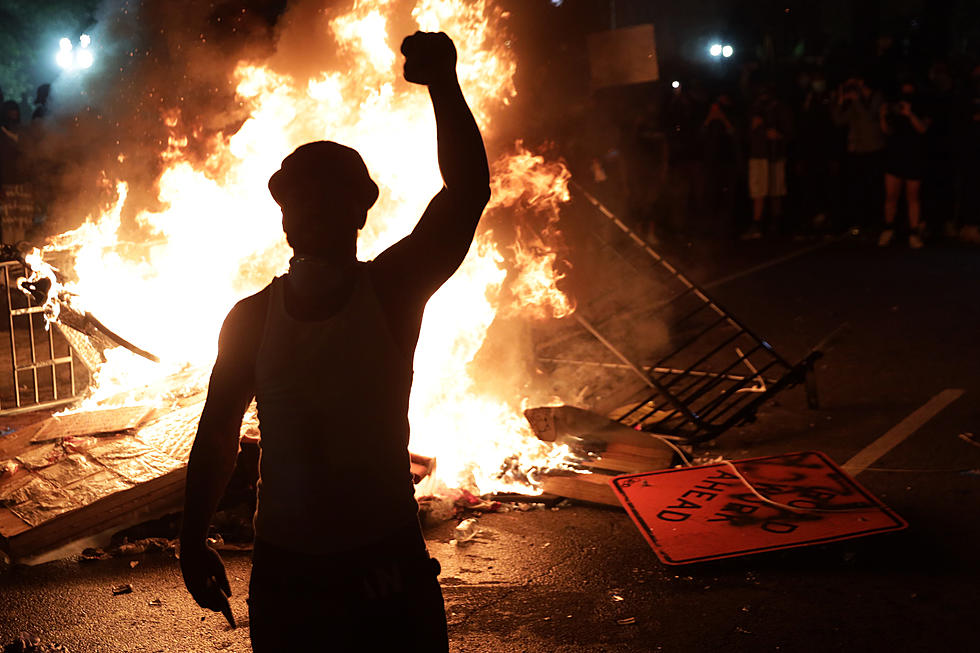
[219,283,274,349]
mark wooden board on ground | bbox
[0,420,47,460]
[541,473,622,508]
[31,405,156,443]
[579,450,670,474]
[525,405,675,453]
[525,405,676,478]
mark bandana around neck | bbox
[286,256,357,300]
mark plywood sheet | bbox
[31,405,155,443]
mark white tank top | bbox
[253,264,419,554]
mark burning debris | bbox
[0,0,816,564]
[13,0,579,501]
[2,245,160,371]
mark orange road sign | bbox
[610,451,907,565]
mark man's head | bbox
[268,141,378,257]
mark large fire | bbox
[32,0,576,495]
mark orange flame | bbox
[37,0,575,494]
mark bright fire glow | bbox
[36,0,575,495]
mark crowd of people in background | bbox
[579,55,980,250]
[4,50,980,253]
[0,84,51,247]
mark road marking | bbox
[842,389,965,475]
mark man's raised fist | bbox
[401,31,457,86]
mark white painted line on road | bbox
[842,389,966,475]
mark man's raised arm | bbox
[408,32,490,205]
[375,32,491,296]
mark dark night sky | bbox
[5,0,978,100]
[3,0,977,235]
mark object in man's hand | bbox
[220,593,236,629]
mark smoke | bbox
[32,0,281,241]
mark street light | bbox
[55,34,94,71]
[56,38,73,69]
[76,48,94,69]
[709,42,734,59]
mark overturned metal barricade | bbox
[0,260,86,414]
[568,184,820,445]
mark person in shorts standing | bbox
[742,87,792,239]
[879,80,931,248]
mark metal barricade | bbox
[566,184,819,445]
[0,260,87,414]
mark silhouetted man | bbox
[179,31,489,651]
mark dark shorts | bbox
[884,156,925,181]
[884,143,925,181]
[248,521,448,652]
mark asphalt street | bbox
[1,236,978,652]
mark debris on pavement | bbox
[116,537,174,556]
[958,432,980,449]
[79,537,178,564]
[540,472,621,507]
[78,547,109,562]
[488,492,562,508]
[453,489,502,512]
[524,405,675,471]
[524,405,676,506]
[2,633,71,652]
[0,460,17,478]
[111,583,133,595]
[0,427,188,561]
[418,495,455,525]
[451,518,479,546]
[617,617,636,625]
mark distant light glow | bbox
[77,49,94,68]
[709,43,723,57]
[550,0,563,6]
[55,35,94,72]
[722,45,734,58]
[56,38,73,70]
[671,80,680,89]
